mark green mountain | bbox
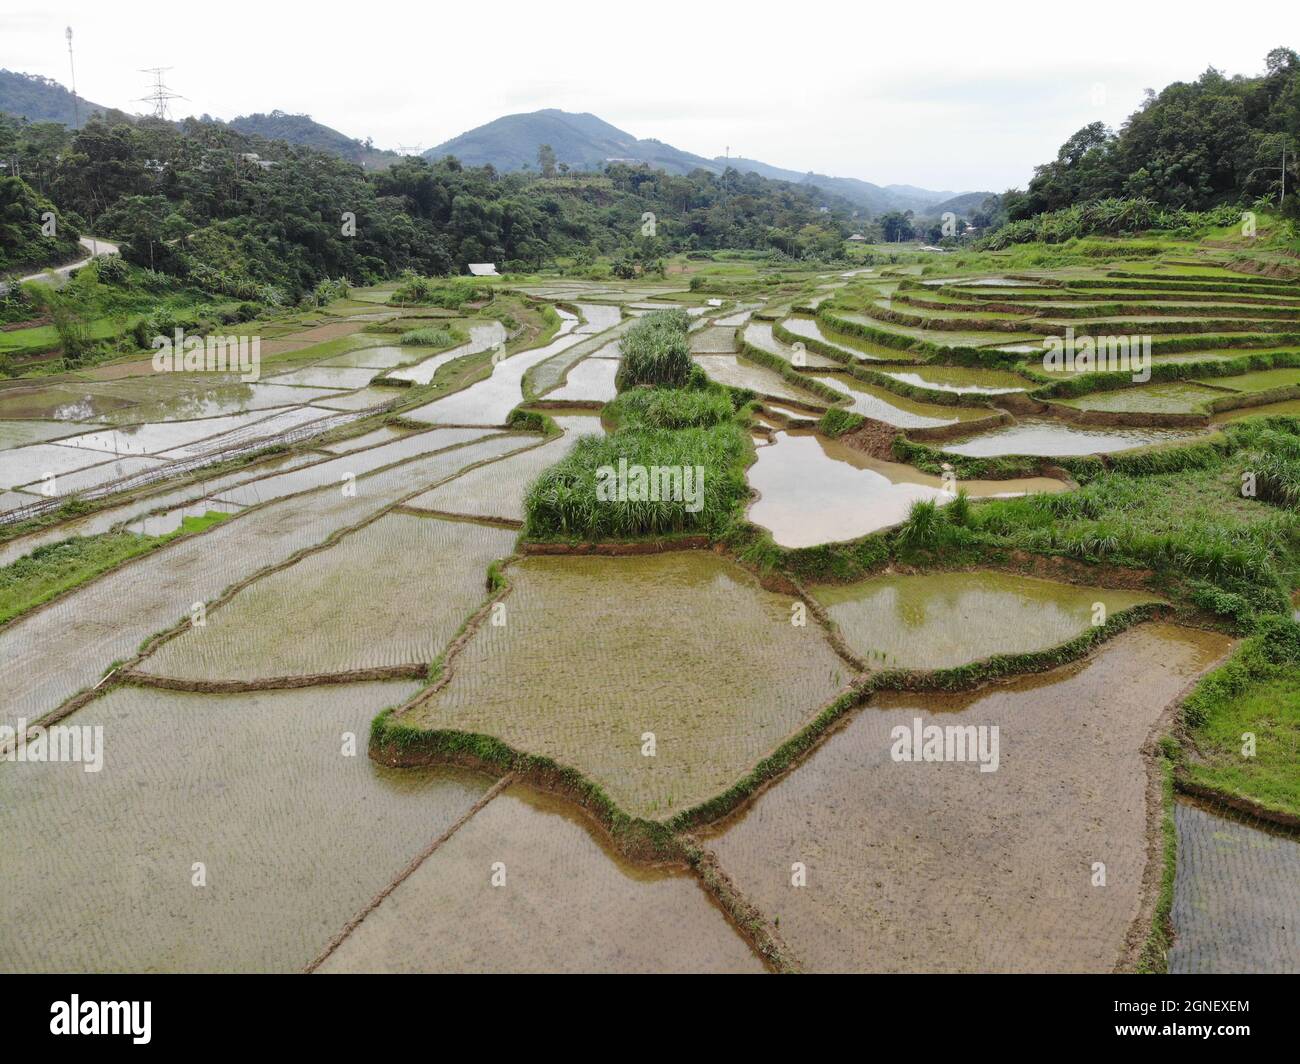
[425,109,971,215]
[0,69,116,127]
[228,111,400,170]
[425,109,718,174]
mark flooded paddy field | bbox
[0,419,98,448]
[747,432,1065,547]
[0,432,536,728]
[875,365,1030,394]
[692,354,829,406]
[573,303,622,333]
[543,357,619,402]
[385,322,510,386]
[689,325,740,354]
[703,625,1233,972]
[405,552,849,820]
[138,514,516,682]
[1200,367,1300,393]
[0,451,324,568]
[11,453,166,497]
[317,783,764,973]
[0,680,509,972]
[820,375,992,428]
[1169,800,1300,973]
[319,425,411,454]
[0,383,142,421]
[3,268,1289,978]
[779,315,915,361]
[831,310,1042,349]
[208,428,500,506]
[1058,381,1229,415]
[942,418,1203,457]
[743,323,841,368]
[812,571,1161,668]
[315,344,427,369]
[1212,398,1300,423]
[406,416,601,522]
[404,332,585,425]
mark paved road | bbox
[4,235,120,292]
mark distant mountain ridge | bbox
[425,109,985,214]
[0,69,116,127]
[0,74,986,214]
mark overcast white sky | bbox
[2,0,1291,193]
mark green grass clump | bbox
[392,277,492,309]
[817,407,866,438]
[0,511,229,626]
[609,385,736,430]
[524,424,750,538]
[1180,616,1300,820]
[398,325,464,347]
[615,309,694,389]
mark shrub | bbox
[615,308,693,390]
[399,326,463,347]
[610,386,735,430]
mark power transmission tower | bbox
[66,27,80,127]
[137,67,185,120]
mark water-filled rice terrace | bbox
[2,260,1297,975]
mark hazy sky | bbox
[2,0,1290,192]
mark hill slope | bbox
[426,108,972,213]
[0,69,115,127]
[425,109,718,174]
[228,111,400,170]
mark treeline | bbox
[0,110,852,300]
[984,47,1300,241]
[0,174,82,272]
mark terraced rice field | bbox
[137,513,517,681]
[2,268,1292,977]
[544,356,619,402]
[316,784,763,973]
[779,315,915,360]
[0,680,496,972]
[747,432,1065,546]
[0,431,535,728]
[942,418,1203,457]
[404,552,850,819]
[820,375,992,428]
[1059,381,1230,415]
[692,354,828,406]
[703,625,1233,972]
[876,365,1030,394]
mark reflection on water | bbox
[813,569,1161,668]
[747,431,1066,547]
[943,418,1202,457]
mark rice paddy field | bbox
[2,248,1297,977]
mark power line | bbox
[136,67,186,120]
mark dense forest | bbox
[0,107,853,299]
[979,47,1299,246]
